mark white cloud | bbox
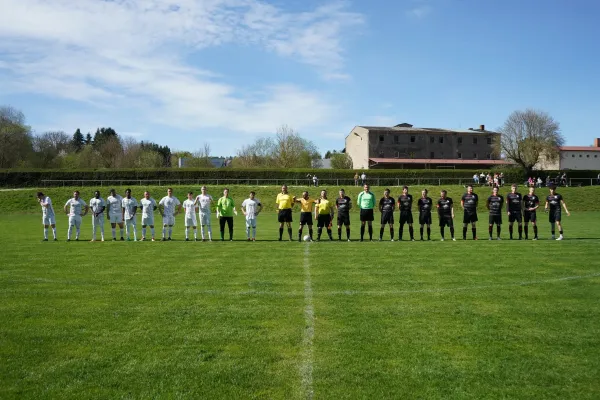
[0,0,363,136]
[407,4,432,18]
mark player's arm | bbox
[451,205,455,219]
[256,202,263,215]
[378,199,383,213]
[99,204,106,215]
[314,200,319,220]
[241,202,247,216]
[82,202,89,217]
[486,198,491,210]
[544,200,549,212]
[348,199,352,211]
[132,203,138,217]
[561,200,570,216]
[531,199,540,212]
[460,199,465,210]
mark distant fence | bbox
[40,177,600,187]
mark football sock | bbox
[207,226,212,240]
[142,227,146,237]
[252,227,256,239]
[463,226,467,239]
[524,225,528,239]
[427,227,431,239]
[119,228,124,238]
[496,226,501,237]
[360,225,365,240]
[559,229,563,235]
[318,227,322,239]
[450,227,455,239]
[162,227,166,238]
[246,225,250,239]
[52,227,57,239]
[67,225,73,240]
[399,223,404,240]
[229,227,234,240]
[488,226,493,238]
[44,228,48,239]
[509,225,513,239]
[279,227,283,240]
[76,228,80,239]
[298,228,303,241]
[185,227,189,239]
[168,227,173,238]
[133,229,137,241]
[288,228,293,240]
[472,228,476,239]
[533,225,538,238]
[440,227,445,239]
[379,227,384,239]
[193,229,197,239]
[309,228,313,239]
[112,228,116,238]
[327,228,333,240]
[346,227,350,240]
[390,227,394,240]
[409,226,414,240]
[368,225,373,240]
[420,226,424,239]
[338,227,342,240]
[518,225,523,239]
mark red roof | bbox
[559,146,600,152]
[369,158,513,165]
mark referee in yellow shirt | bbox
[294,191,316,241]
[275,184,296,241]
[314,190,335,241]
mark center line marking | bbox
[300,244,314,400]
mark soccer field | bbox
[1,191,600,398]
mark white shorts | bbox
[42,215,56,225]
[109,214,123,224]
[199,212,211,226]
[163,215,175,226]
[92,215,104,228]
[246,218,256,228]
[141,216,154,226]
[68,215,82,228]
[185,215,197,227]
[125,217,137,226]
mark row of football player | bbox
[36,183,570,242]
[36,186,261,242]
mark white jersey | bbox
[65,198,86,217]
[140,198,157,217]
[242,198,261,219]
[195,194,213,214]
[159,196,181,216]
[122,197,138,219]
[107,195,123,215]
[89,197,106,215]
[40,196,55,217]
[183,199,197,217]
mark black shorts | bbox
[524,211,537,223]
[463,211,478,224]
[381,211,394,225]
[549,211,561,223]
[300,212,313,226]
[317,214,332,228]
[360,209,374,222]
[508,211,522,223]
[399,211,413,224]
[419,212,432,225]
[489,215,502,225]
[439,215,453,227]
[278,209,293,223]
[337,213,350,226]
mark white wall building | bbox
[536,140,600,170]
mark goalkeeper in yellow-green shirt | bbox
[217,188,237,241]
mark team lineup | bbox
[36,183,571,242]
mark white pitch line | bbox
[300,244,315,400]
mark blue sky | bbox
[1,0,598,157]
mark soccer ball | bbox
[303,235,311,242]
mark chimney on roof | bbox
[594,138,600,147]
[480,124,485,131]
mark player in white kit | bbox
[37,192,57,241]
[106,189,125,241]
[140,191,157,241]
[241,191,262,241]
[183,192,199,241]
[158,188,181,241]
[121,188,138,241]
[64,190,88,241]
[89,190,106,241]
[194,186,214,241]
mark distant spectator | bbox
[528,177,534,187]
[546,176,551,187]
[354,173,359,186]
[473,174,479,184]
[561,172,568,187]
[537,177,542,188]
[499,172,504,187]
[597,172,600,185]
[480,172,485,183]
[361,172,366,185]
[313,175,318,187]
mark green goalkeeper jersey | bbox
[217,196,235,217]
[357,191,376,210]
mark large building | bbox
[535,139,600,170]
[345,123,511,169]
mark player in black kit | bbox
[417,189,433,240]
[523,186,540,240]
[506,184,523,240]
[544,185,570,240]
[436,190,455,241]
[397,186,415,241]
[335,189,352,241]
[486,186,504,240]
[460,184,478,240]
[379,188,396,241]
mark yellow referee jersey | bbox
[316,198,334,215]
[299,198,315,212]
[276,193,294,210]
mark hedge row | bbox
[0,168,597,187]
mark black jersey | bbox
[487,195,504,216]
[437,197,453,217]
[523,194,540,211]
[418,197,433,213]
[461,193,478,212]
[546,194,563,212]
[336,196,352,214]
[397,194,413,212]
[379,197,395,212]
[506,192,523,212]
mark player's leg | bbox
[496,217,502,239]
[419,223,424,240]
[449,219,455,240]
[440,219,445,241]
[399,218,405,241]
[246,219,251,240]
[360,218,366,241]
[193,221,198,241]
[426,222,431,240]
[131,219,137,241]
[91,216,96,241]
[110,221,117,240]
[517,216,523,239]
[471,222,477,240]
[286,218,293,240]
[142,224,147,240]
[252,219,257,240]
[74,217,81,240]
[367,220,373,240]
[408,220,414,241]
[98,216,105,241]
[219,217,226,240]
[488,214,494,239]
[556,219,564,240]
[298,220,304,242]
[51,222,57,240]
[326,216,333,240]
[67,216,74,240]
[118,222,124,240]
[43,223,49,240]
[389,222,394,241]
[278,219,284,241]
[168,218,173,239]
[345,219,351,241]
[308,218,314,241]
[317,217,324,240]
[462,221,468,240]
[509,218,514,239]
[337,222,342,240]
[227,217,234,240]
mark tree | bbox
[92,127,119,150]
[0,106,34,168]
[85,133,92,145]
[71,129,85,152]
[495,109,564,175]
[141,141,171,167]
[330,153,353,169]
[33,131,71,167]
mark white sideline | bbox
[300,244,315,400]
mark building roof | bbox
[559,146,600,152]
[357,126,498,134]
[369,158,513,165]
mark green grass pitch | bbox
[1,186,600,399]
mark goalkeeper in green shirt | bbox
[357,184,376,241]
[217,188,237,241]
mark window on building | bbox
[487,137,492,145]
[457,137,462,144]
[595,155,598,158]
[579,154,582,157]
[379,135,384,142]
[439,136,444,144]
[410,136,415,143]
[572,154,575,157]
[587,154,590,158]
[379,150,384,157]
[473,152,478,159]
[473,137,478,144]
[457,152,462,159]
[430,136,434,144]
[486,153,491,159]
[394,151,400,158]
[430,152,434,159]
